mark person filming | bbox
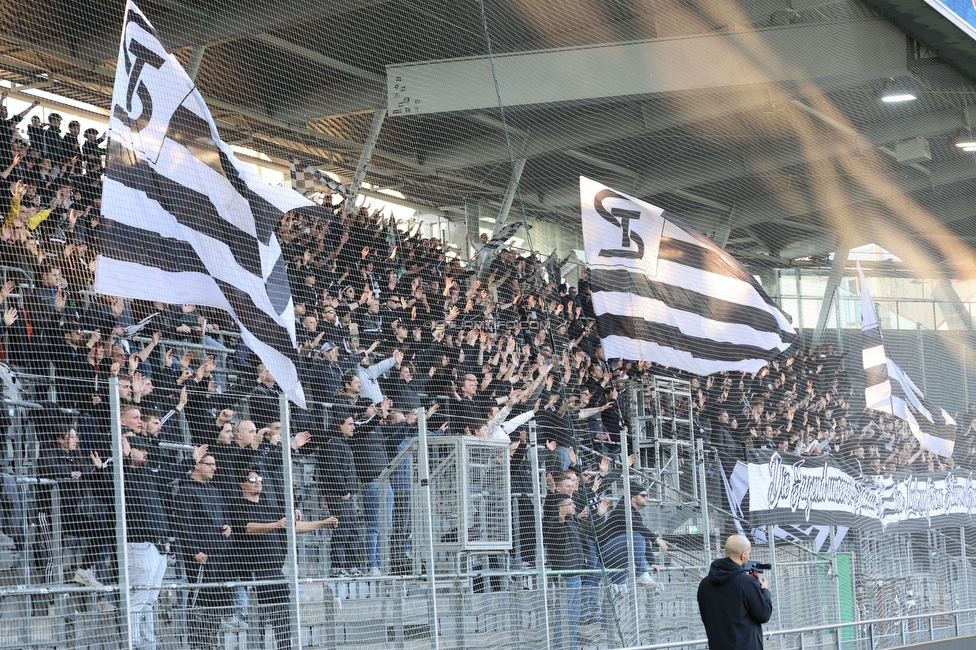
[697,534,773,650]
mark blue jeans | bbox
[231,585,247,618]
[551,575,581,650]
[556,446,571,471]
[360,481,394,570]
[603,533,648,584]
[581,538,601,619]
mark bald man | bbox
[697,535,773,650]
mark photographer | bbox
[697,535,773,650]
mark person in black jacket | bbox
[543,492,586,650]
[37,427,112,590]
[316,410,363,576]
[600,483,668,586]
[123,435,182,650]
[172,453,234,642]
[350,400,392,576]
[697,535,773,650]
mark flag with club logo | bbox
[472,222,530,274]
[95,0,314,407]
[579,177,796,375]
[858,262,954,456]
[290,158,348,197]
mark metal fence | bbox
[0,373,974,650]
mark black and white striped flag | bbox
[289,158,348,198]
[858,262,955,457]
[95,0,315,407]
[580,177,796,375]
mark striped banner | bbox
[857,262,954,457]
[580,177,796,375]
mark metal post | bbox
[110,376,133,649]
[347,107,388,205]
[812,246,850,346]
[629,386,641,470]
[492,158,526,236]
[185,44,206,81]
[831,525,842,633]
[696,440,711,564]
[50,485,63,621]
[962,527,971,609]
[279,394,303,650]
[769,526,782,629]
[963,344,971,408]
[417,408,441,650]
[620,433,641,642]
[528,424,551,650]
[917,323,928,393]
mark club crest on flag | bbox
[581,176,664,277]
[579,177,796,376]
[111,8,190,165]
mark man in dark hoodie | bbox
[697,535,773,650]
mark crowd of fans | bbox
[0,95,973,647]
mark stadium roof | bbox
[4,0,976,276]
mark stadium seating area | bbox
[0,94,969,613]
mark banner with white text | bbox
[746,449,976,532]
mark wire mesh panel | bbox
[1,0,976,649]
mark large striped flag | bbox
[580,177,796,375]
[95,0,314,407]
[857,262,955,457]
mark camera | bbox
[745,561,772,579]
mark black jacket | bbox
[697,557,773,650]
[543,517,586,575]
[317,435,357,500]
[172,477,231,561]
[124,462,170,543]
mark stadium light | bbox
[880,78,916,103]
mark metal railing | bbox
[620,606,976,650]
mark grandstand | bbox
[0,0,976,649]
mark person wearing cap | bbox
[354,348,402,405]
[599,483,668,587]
[173,453,234,641]
[316,409,364,577]
[50,318,95,411]
[62,120,81,158]
[302,339,361,408]
[82,127,105,168]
